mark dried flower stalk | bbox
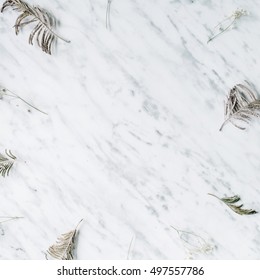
[171,226,214,259]
[0,85,47,115]
[208,9,248,43]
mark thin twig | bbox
[0,86,48,115]
[207,18,236,43]
[106,0,112,30]
[0,216,23,224]
[127,235,135,260]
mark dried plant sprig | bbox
[207,8,248,43]
[171,226,214,259]
[1,0,70,54]
[0,85,47,115]
[0,216,23,224]
[47,219,83,260]
[208,193,257,215]
[220,101,260,130]
[0,150,16,177]
[106,0,112,30]
[219,84,260,131]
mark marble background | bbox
[1,0,260,259]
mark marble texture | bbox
[1,0,260,259]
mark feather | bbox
[208,193,257,216]
[0,150,16,177]
[220,84,260,131]
[47,219,83,260]
[1,0,70,54]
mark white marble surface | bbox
[1,0,260,259]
